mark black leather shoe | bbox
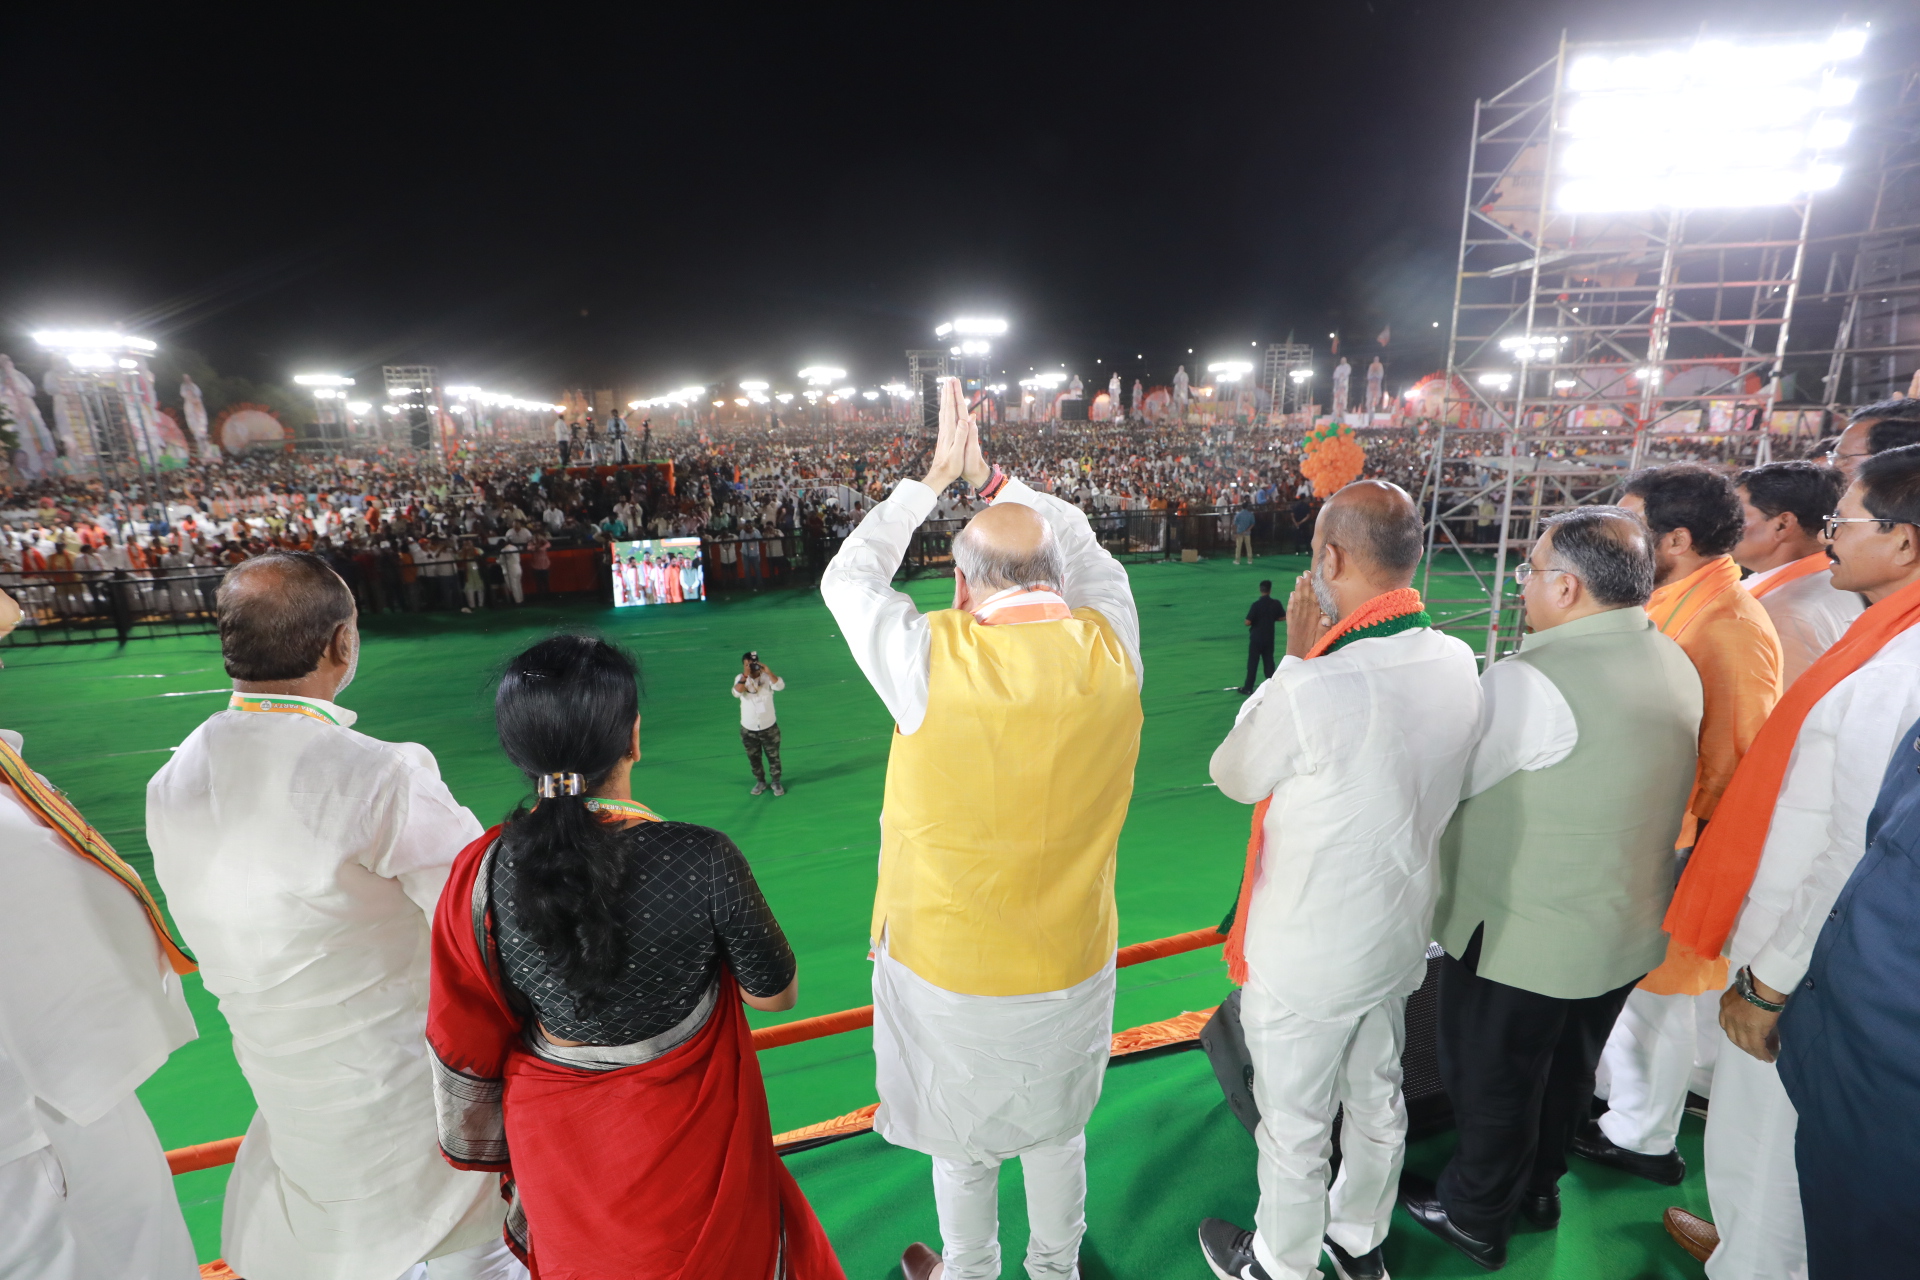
[1324,1234,1389,1280]
[1398,1173,1506,1271]
[1198,1218,1273,1279]
[1571,1120,1686,1185]
[1519,1186,1561,1229]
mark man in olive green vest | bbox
[1400,506,1703,1269]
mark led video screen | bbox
[612,538,705,607]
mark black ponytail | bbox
[495,634,640,1013]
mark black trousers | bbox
[1435,927,1639,1241]
[1244,640,1276,690]
[741,724,781,784]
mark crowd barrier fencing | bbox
[166,925,1226,1177]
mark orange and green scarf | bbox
[1222,587,1430,983]
[0,736,196,974]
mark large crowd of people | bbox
[6,387,1920,1280]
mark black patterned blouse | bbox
[490,820,795,1044]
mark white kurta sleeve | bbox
[1209,657,1310,803]
[820,479,938,734]
[991,477,1143,685]
[365,743,486,918]
[1749,658,1920,994]
[1460,656,1579,799]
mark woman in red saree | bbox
[427,635,844,1280]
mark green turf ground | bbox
[2,554,1710,1278]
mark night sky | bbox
[0,0,1886,401]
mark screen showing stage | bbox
[612,538,705,607]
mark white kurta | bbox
[1745,561,1864,687]
[1209,627,1482,1279]
[0,728,199,1280]
[147,696,503,1280]
[1703,622,1920,1280]
[1210,628,1484,1021]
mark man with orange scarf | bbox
[1578,465,1783,1187]
[1732,463,1861,686]
[1656,445,1920,1278]
[1197,481,1482,1280]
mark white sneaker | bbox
[750,782,766,796]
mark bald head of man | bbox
[218,550,360,695]
[1308,480,1424,621]
[951,502,1065,612]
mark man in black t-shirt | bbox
[1241,579,1287,693]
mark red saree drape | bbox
[427,827,845,1280]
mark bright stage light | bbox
[34,329,156,353]
[1208,360,1254,382]
[1553,379,1577,390]
[347,401,371,413]
[959,340,991,355]
[862,390,879,400]
[1478,373,1513,390]
[881,382,910,396]
[733,397,750,407]
[295,373,356,387]
[776,393,794,404]
[740,380,769,391]
[834,385,856,398]
[1556,27,1867,212]
[1289,368,1314,383]
[1499,334,1565,362]
[798,366,846,385]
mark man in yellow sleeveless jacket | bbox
[822,380,1143,1280]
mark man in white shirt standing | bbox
[732,651,786,796]
[1732,462,1861,685]
[0,585,202,1280]
[1408,507,1701,1270]
[147,551,520,1280]
[1199,481,1483,1280]
[1659,445,1920,1279]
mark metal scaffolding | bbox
[1422,35,1832,664]
[1816,68,1920,407]
[1262,342,1315,423]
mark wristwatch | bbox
[1734,965,1787,1013]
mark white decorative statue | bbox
[0,355,59,479]
[1108,372,1122,421]
[180,375,211,453]
[1332,357,1352,418]
[1173,365,1190,419]
[1366,357,1385,414]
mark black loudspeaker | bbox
[1199,947,1454,1142]
[1060,397,1088,421]
[408,404,433,450]
[919,373,941,433]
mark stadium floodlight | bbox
[1499,334,1566,362]
[1555,27,1869,212]
[295,374,356,387]
[33,329,157,353]
[1034,371,1068,388]
[1289,368,1314,383]
[1208,360,1255,382]
[347,401,371,413]
[937,317,1008,338]
[1478,372,1514,391]
[880,382,910,396]
[834,385,857,397]
[862,390,880,400]
[740,379,769,392]
[1553,379,1578,390]
[776,393,794,404]
[798,366,846,385]
[959,340,991,355]
[733,397,750,407]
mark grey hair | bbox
[952,519,1066,592]
[1539,505,1655,607]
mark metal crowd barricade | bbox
[0,567,225,646]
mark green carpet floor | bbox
[1,555,1709,1278]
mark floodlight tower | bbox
[933,317,1010,433]
[33,329,168,486]
[1424,24,1871,665]
[294,374,355,445]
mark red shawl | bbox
[427,827,845,1280]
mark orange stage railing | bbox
[168,925,1225,1177]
